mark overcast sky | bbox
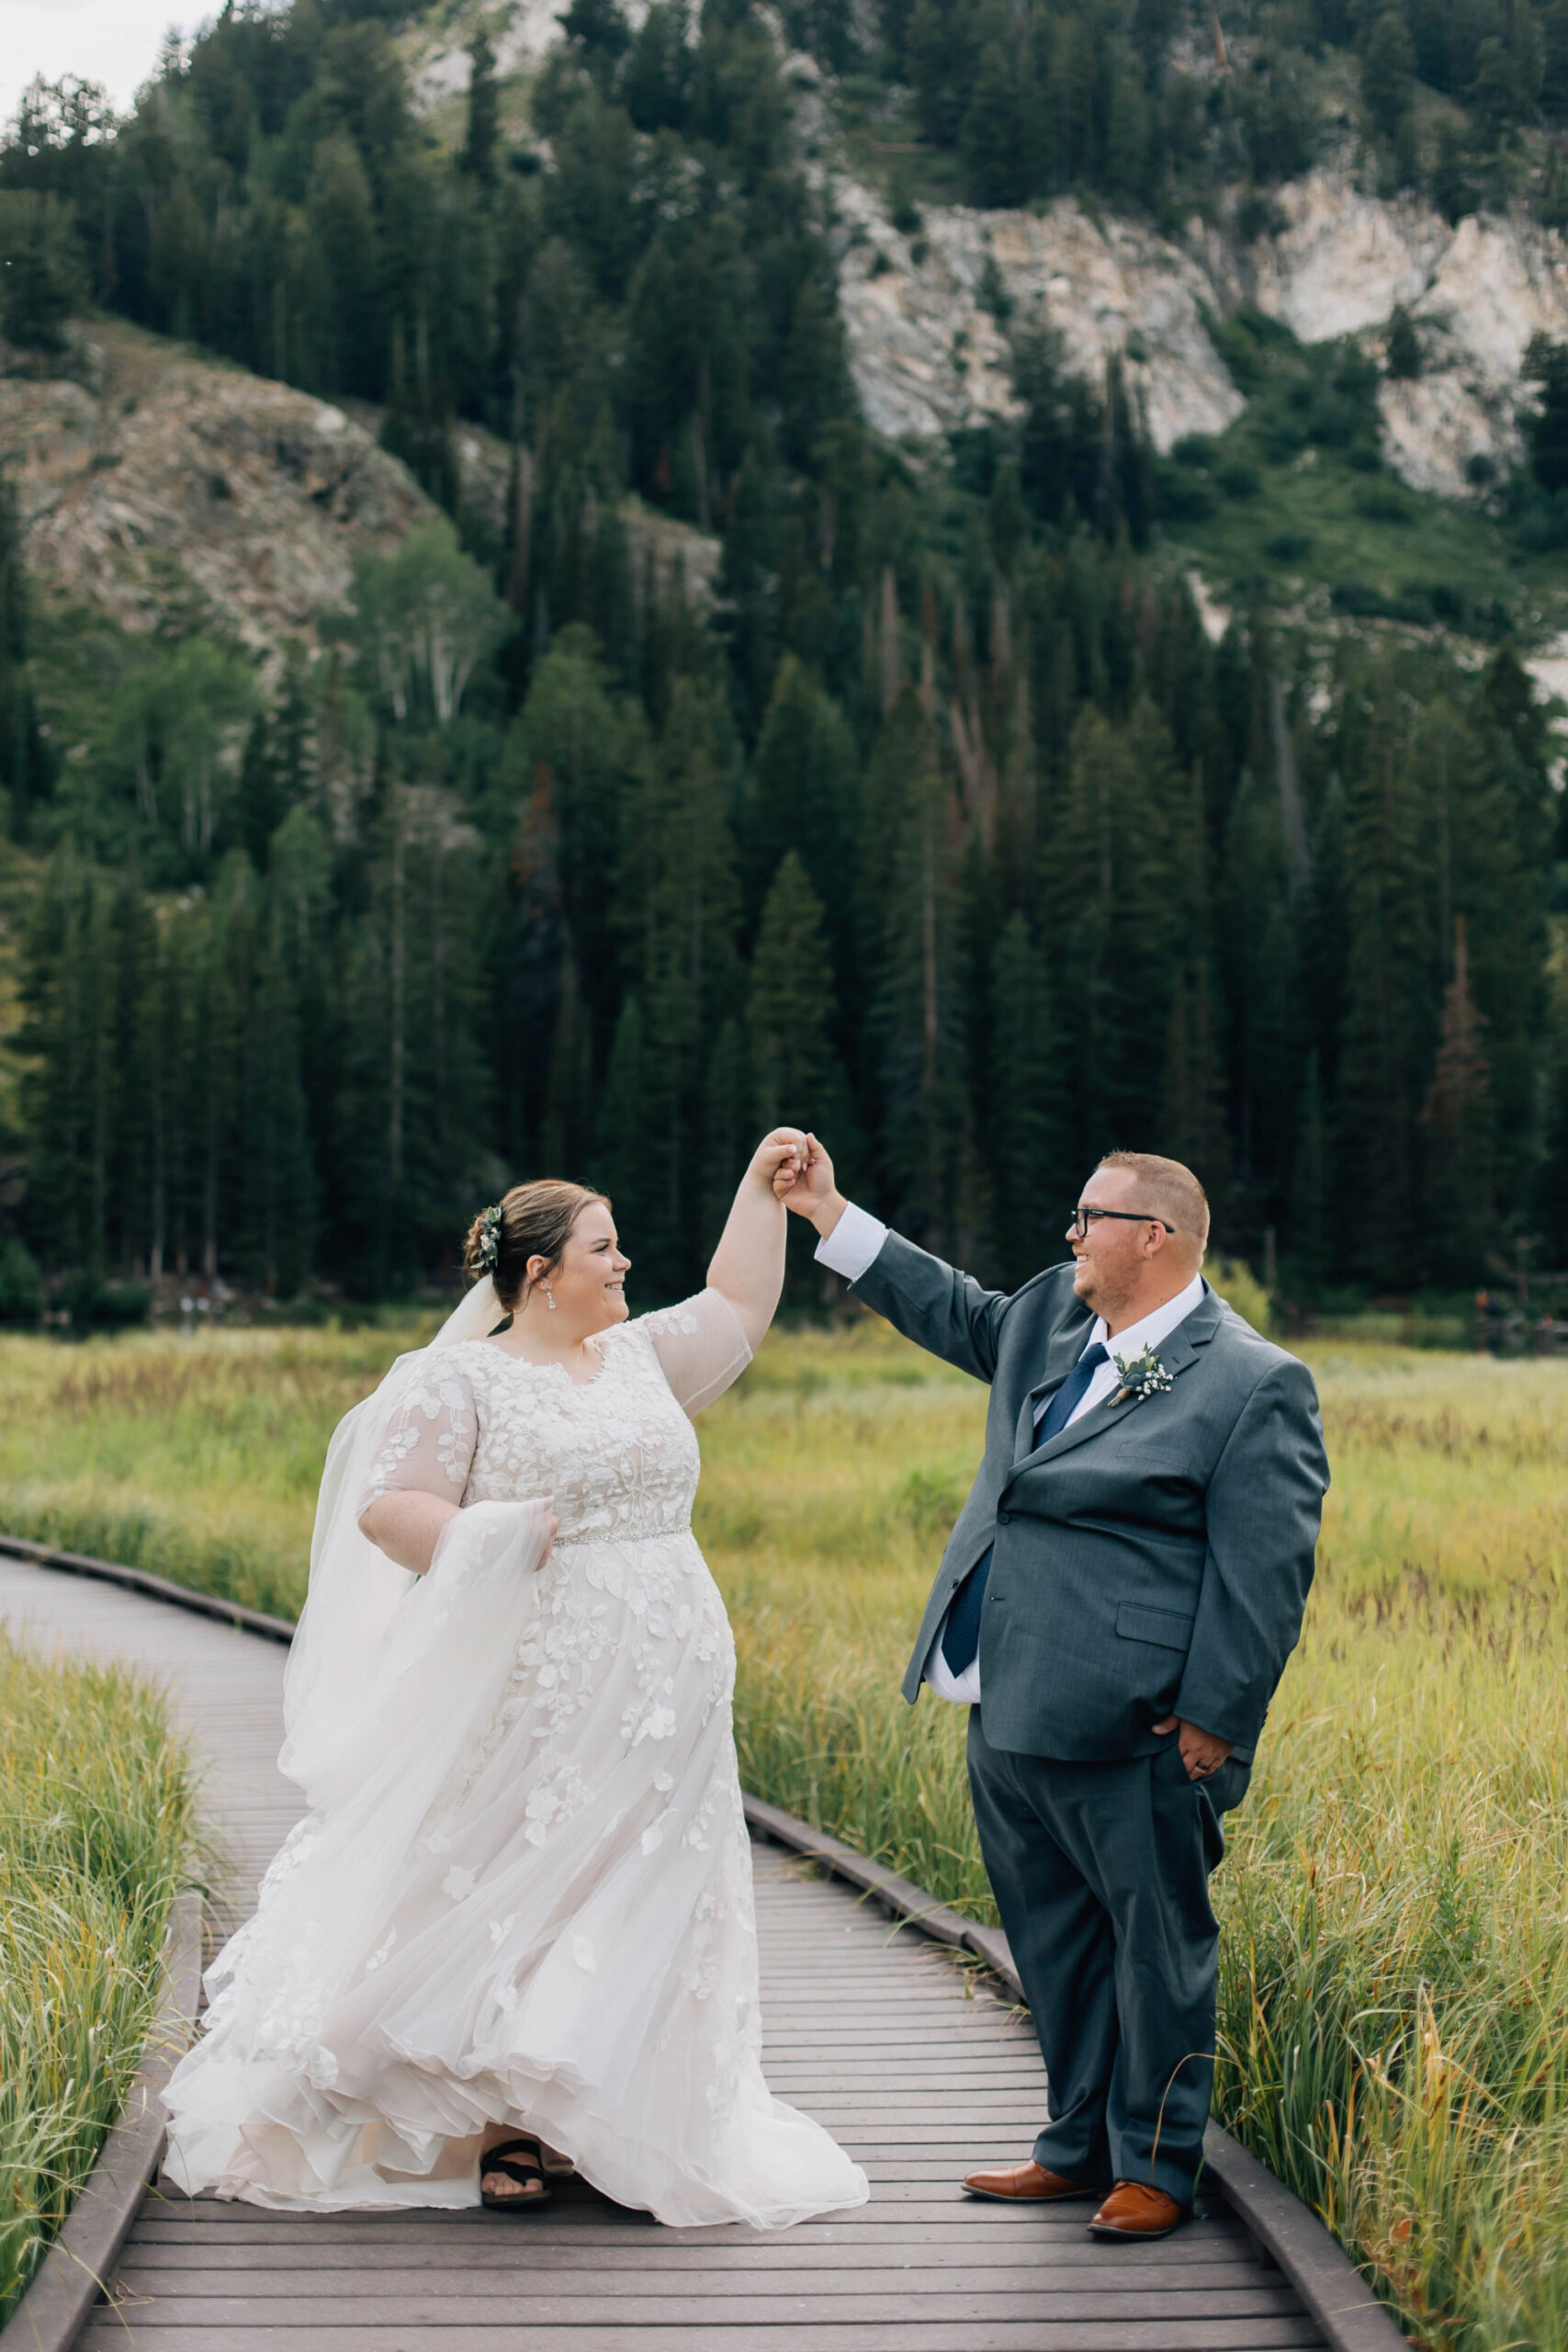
[0,1,204,130]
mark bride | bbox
[162,1132,869,2228]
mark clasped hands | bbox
[763,1129,836,1222]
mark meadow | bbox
[6,1306,1568,2346]
[0,1634,196,2323]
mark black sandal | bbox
[479,2135,553,2211]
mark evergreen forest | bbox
[0,0,1566,1316]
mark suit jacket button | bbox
[997,1510,1010,1525]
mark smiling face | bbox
[526,1200,630,1335]
[1067,1165,1159,1325]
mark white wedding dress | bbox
[162,1290,869,2226]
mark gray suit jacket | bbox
[852,1233,1329,1763]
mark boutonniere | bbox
[1111,1345,1175,1406]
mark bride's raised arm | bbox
[705,1129,809,1352]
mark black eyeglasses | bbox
[1070,1206,1176,1238]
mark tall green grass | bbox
[0,1325,420,1619]
[0,1634,197,2323]
[11,1315,1568,2341]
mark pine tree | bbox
[20,853,117,1274]
[0,191,84,350]
[1287,1049,1330,1285]
[1360,9,1416,140]
[609,676,741,1290]
[868,760,967,1248]
[595,990,686,1292]
[746,657,861,949]
[749,852,840,1132]
[1523,336,1568,494]
[0,466,48,831]
[700,1015,752,1259]
[1419,918,1494,1282]
[1039,699,1185,1167]
[462,32,501,188]
[961,40,1036,206]
[239,889,316,1295]
[1333,665,1435,1284]
[986,912,1067,1285]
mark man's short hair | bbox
[1096,1150,1210,1256]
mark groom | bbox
[781,1141,1327,2241]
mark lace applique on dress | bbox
[358,1369,479,1514]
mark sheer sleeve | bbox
[357,1361,480,1518]
[634,1288,753,1418]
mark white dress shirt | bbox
[815,1205,1206,1703]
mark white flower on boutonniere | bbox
[1111,1344,1175,1406]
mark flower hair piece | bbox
[474,1203,503,1275]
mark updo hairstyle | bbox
[462,1181,610,1313]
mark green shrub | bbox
[1154,459,1217,520]
[0,192,85,353]
[0,1241,41,1329]
[1330,579,1390,616]
[1355,483,1414,525]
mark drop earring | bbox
[546,1285,558,1311]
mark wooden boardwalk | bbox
[0,1554,1322,2351]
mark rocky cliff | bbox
[834,162,1568,503]
[0,316,719,666]
[0,319,434,670]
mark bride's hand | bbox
[537,1502,559,1571]
[750,1128,809,1198]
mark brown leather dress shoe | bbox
[1088,2180,1187,2239]
[962,2159,1100,2203]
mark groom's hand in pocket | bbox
[1152,1714,1235,1781]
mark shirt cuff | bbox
[923,1616,981,1704]
[812,1201,888,1284]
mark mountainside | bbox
[1,0,1567,1339]
[355,1,1568,669]
[388,6,1568,503]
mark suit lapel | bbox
[1015,1288,1222,1471]
[1015,1302,1095,1462]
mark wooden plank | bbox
[114,2256,1276,2292]
[118,2239,1260,2273]
[85,2287,1308,2324]
[129,2210,1250,2247]
[137,2190,1237,2229]
[78,2323,1325,2351]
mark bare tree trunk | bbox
[1269,674,1310,894]
[508,440,533,617]
[389,789,406,1200]
[922,803,938,1220]
[150,949,164,1282]
[432,838,446,1144]
[202,950,219,1284]
[90,897,108,1274]
[880,566,900,715]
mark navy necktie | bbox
[940,1340,1110,1681]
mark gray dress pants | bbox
[965,1705,1250,2203]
